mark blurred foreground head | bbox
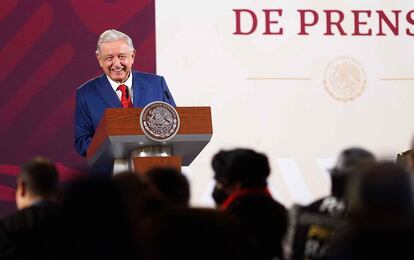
[396,149,413,171]
[211,148,270,206]
[330,147,376,198]
[145,168,190,207]
[113,171,165,221]
[63,175,146,259]
[16,157,59,209]
[139,207,264,260]
[212,148,270,188]
[347,161,414,227]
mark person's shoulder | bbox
[297,196,346,220]
[230,194,287,215]
[302,197,326,211]
[77,74,106,91]
[132,70,163,80]
[287,199,324,220]
[1,203,61,232]
[0,208,34,232]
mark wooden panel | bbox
[87,115,108,159]
[133,156,181,174]
[176,107,212,134]
[107,108,143,135]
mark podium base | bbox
[113,159,129,175]
[132,156,181,174]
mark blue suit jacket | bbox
[74,71,176,157]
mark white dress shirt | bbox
[106,72,134,103]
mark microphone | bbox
[126,88,130,99]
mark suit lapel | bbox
[132,71,146,108]
[95,75,121,108]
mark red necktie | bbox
[117,84,133,108]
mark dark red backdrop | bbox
[0,0,156,215]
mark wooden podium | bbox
[86,107,212,174]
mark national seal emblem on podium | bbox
[140,101,180,141]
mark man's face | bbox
[96,40,135,83]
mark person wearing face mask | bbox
[211,148,288,260]
[74,29,176,158]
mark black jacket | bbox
[285,196,347,260]
[0,201,62,260]
[227,193,287,260]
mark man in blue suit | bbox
[74,29,176,157]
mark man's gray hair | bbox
[96,29,134,54]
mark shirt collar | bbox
[106,71,133,92]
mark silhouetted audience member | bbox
[396,149,413,171]
[0,157,62,260]
[328,161,414,260]
[145,168,190,207]
[112,171,166,252]
[284,147,375,260]
[113,171,165,218]
[139,207,265,260]
[212,148,287,260]
[61,177,137,260]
